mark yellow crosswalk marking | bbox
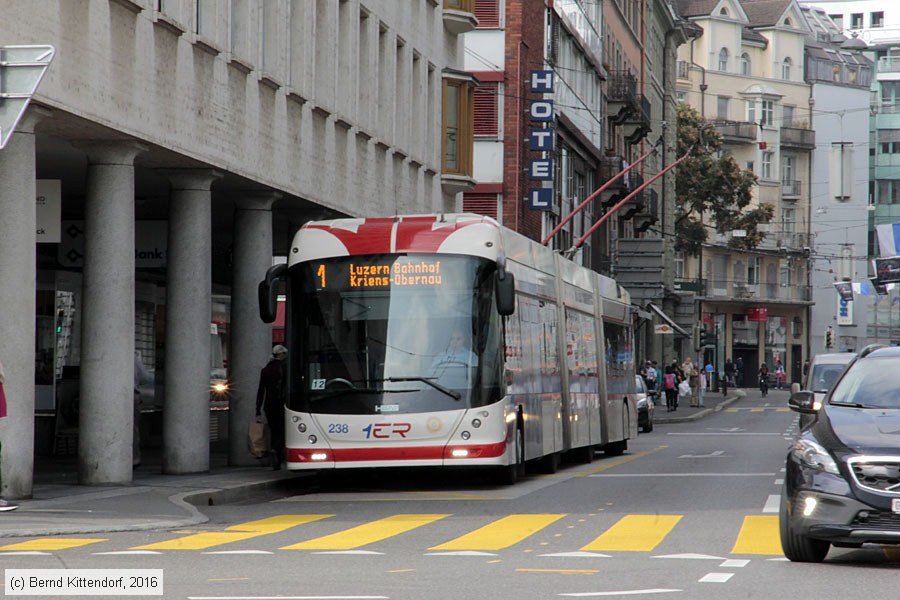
[731,515,782,555]
[0,538,107,551]
[282,514,451,550]
[131,515,331,550]
[580,515,681,552]
[429,514,565,551]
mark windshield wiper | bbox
[384,376,462,400]
[829,401,869,408]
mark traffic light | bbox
[700,328,716,348]
[825,327,835,349]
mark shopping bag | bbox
[248,420,270,458]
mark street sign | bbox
[0,45,55,149]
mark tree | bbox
[674,104,773,256]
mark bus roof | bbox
[290,214,504,266]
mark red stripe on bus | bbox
[287,442,507,463]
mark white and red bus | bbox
[259,214,637,483]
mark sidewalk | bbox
[0,392,748,539]
[0,447,312,539]
[652,387,746,424]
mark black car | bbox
[781,345,900,562]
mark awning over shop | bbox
[647,302,690,337]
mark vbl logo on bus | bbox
[362,423,411,439]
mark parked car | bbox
[780,344,900,563]
[796,352,856,429]
[635,375,655,433]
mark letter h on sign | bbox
[529,70,554,93]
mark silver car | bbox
[635,375,655,433]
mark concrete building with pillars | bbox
[0,0,477,498]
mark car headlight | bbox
[791,438,840,475]
[637,398,647,409]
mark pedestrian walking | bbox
[256,345,288,470]
[0,358,19,511]
[663,365,679,412]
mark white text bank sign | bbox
[527,70,554,211]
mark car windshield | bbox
[809,363,849,393]
[828,357,900,409]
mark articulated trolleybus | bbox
[259,214,636,483]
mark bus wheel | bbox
[572,444,595,464]
[537,451,560,474]
[496,426,524,485]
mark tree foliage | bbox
[674,104,773,256]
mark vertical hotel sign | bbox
[527,70,554,211]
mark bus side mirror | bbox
[258,263,287,323]
[495,269,515,316]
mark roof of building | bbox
[673,0,723,18]
[742,26,769,44]
[741,0,792,28]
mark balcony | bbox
[683,278,812,303]
[878,55,900,74]
[443,0,478,34]
[599,155,629,192]
[607,70,639,126]
[624,95,652,145]
[710,120,757,143]
[781,179,801,198]
[781,126,815,151]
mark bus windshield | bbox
[288,254,504,414]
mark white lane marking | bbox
[720,559,750,568]
[424,551,498,556]
[667,432,782,436]
[679,450,726,458]
[541,551,612,558]
[774,478,784,485]
[188,597,390,599]
[590,473,775,478]
[763,494,781,513]
[699,573,734,583]
[0,551,51,556]
[654,553,725,560]
[93,550,163,555]
[312,550,384,555]
[559,590,681,597]
[203,550,274,555]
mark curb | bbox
[653,390,746,424]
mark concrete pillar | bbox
[159,169,222,474]
[229,192,279,466]
[0,109,47,499]
[77,140,147,485]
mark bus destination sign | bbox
[316,258,443,289]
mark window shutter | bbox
[473,83,498,136]
[463,192,499,219]
[474,0,500,28]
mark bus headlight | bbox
[297,422,307,433]
[460,431,471,440]
[471,419,481,428]
[308,435,317,444]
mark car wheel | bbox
[643,417,653,433]
[779,486,830,563]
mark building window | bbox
[782,57,792,80]
[717,96,730,119]
[850,13,863,28]
[748,256,760,285]
[746,99,756,123]
[442,72,475,176]
[762,151,773,179]
[473,82,499,137]
[782,207,795,235]
[878,180,900,204]
[718,47,729,71]
[676,90,687,103]
[740,52,750,75]
[474,0,500,28]
[674,251,685,279]
[783,105,794,127]
[761,100,774,126]
[872,11,884,28]
[445,0,475,11]
[829,14,843,30]
[781,155,795,183]
[746,160,755,174]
